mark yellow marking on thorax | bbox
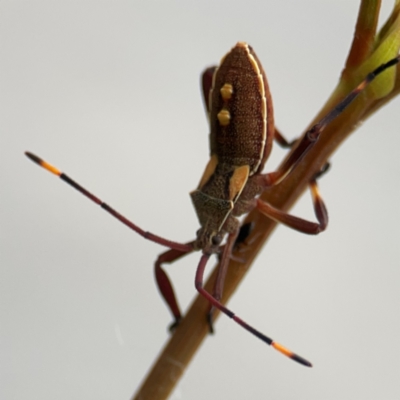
[229,165,250,201]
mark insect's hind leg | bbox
[273,127,298,148]
[256,164,329,234]
[264,127,331,233]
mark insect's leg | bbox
[275,125,330,187]
[229,221,256,262]
[272,128,330,234]
[207,229,240,332]
[233,222,254,249]
[25,152,192,253]
[155,244,195,331]
[273,127,297,148]
[262,55,400,188]
[256,166,329,234]
[195,253,312,367]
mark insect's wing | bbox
[201,66,217,114]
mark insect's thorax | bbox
[191,42,274,253]
[190,161,241,251]
[190,162,263,253]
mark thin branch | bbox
[343,0,380,74]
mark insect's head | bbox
[194,225,225,254]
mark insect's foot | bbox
[168,317,182,333]
[206,311,215,334]
[313,162,330,180]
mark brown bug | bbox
[25,42,400,367]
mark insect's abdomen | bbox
[209,42,274,175]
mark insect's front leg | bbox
[154,243,195,331]
[207,229,240,332]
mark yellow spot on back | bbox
[217,109,231,126]
[220,83,233,100]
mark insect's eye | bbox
[212,235,222,246]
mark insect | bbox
[26,42,399,367]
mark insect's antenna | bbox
[310,55,400,137]
[270,55,400,186]
[25,152,192,253]
[195,253,312,367]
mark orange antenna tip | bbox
[25,152,61,176]
[272,342,312,367]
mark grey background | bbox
[2,1,400,399]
